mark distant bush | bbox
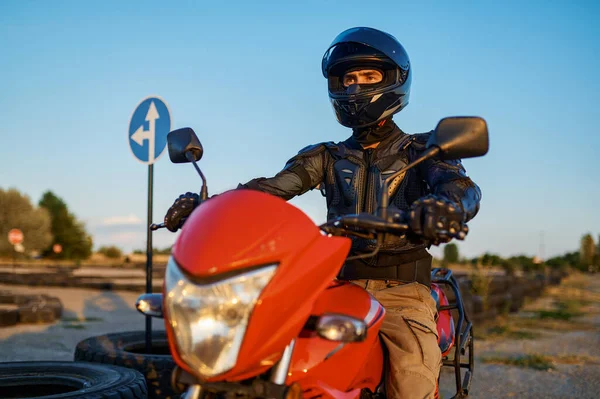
[500,259,518,277]
[469,261,493,310]
[97,246,123,259]
[442,243,459,265]
[153,246,172,255]
[131,247,171,255]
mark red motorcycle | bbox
[137,116,488,399]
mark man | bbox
[165,27,481,399]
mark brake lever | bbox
[321,225,375,239]
[150,223,166,231]
[150,217,188,232]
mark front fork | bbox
[183,385,203,399]
[178,340,297,399]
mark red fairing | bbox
[289,282,385,394]
[173,189,321,277]
[169,189,353,381]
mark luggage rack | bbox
[431,268,474,399]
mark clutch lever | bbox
[150,217,188,231]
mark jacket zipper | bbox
[363,149,374,213]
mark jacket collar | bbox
[344,122,406,151]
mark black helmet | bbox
[322,27,411,128]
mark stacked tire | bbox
[0,290,63,327]
[74,330,180,399]
[0,361,147,398]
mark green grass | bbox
[481,354,598,370]
[61,316,104,323]
[481,354,554,370]
[61,323,86,330]
[536,309,577,320]
[474,320,540,341]
[486,325,539,340]
[513,316,596,332]
[535,300,585,321]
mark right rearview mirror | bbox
[167,127,204,164]
[427,117,489,160]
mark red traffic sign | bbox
[8,229,23,245]
[53,244,63,254]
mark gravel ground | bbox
[0,284,165,362]
[440,273,600,399]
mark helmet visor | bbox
[322,27,410,78]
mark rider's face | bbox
[342,69,383,87]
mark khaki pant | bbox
[351,280,442,399]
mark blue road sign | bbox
[128,96,171,165]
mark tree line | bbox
[98,246,172,259]
[443,233,600,274]
[3,187,599,268]
[0,188,175,261]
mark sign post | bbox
[8,229,23,271]
[128,96,171,352]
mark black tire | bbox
[18,303,56,324]
[16,295,61,324]
[0,290,17,304]
[0,361,147,398]
[0,292,63,324]
[74,330,179,399]
[42,295,64,319]
[0,307,18,327]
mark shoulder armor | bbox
[285,141,336,167]
[409,131,433,149]
[295,141,338,158]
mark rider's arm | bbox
[238,143,328,201]
[412,134,481,222]
[420,157,481,222]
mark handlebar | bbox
[151,209,405,238]
[320,212,409,238]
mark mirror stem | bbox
[378,146,440,219]
[185,151,209,201]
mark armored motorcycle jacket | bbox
[240,121,481,269]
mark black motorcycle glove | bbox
[408,194,469,245]
[164,192,200,232]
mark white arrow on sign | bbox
[131,101,160,164]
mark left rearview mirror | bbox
[135,293,163,318]
[167,127,203,164]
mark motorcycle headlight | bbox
[165,257,277,378]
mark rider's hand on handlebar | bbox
[408,195,468,245]
[164,192,200,232]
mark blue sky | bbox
[1,0,598,259]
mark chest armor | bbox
[322,136,429,258]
